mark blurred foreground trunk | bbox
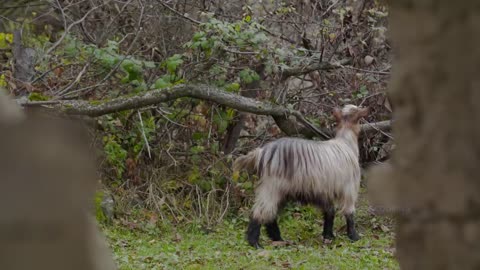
[369,1,480,269]
[0,90,117,270]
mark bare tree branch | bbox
[46,2,105,55]
[280,58,352,80]
[20,84,391,139]
[156,0,201,25]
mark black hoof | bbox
[249,241,263,249]
[348,232,360,242]
[322,233,335,240]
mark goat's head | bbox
[333,104,370,136]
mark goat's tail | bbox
[233,148,262,173]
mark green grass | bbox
[102,190,399,270]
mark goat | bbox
[233,104,369,248]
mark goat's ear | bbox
[353,107,370,122]
[333,108,342,122]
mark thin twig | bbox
[339,65,391,75]
[321,0,340,18]
[137,111,152,159]
[165,144,178,167]
[156,0,201,24]
[223,48,259,55]
[45,2,105,55]
[55,62,90,96]
[60,83,109,98]
[0,3,50,10]
[156,108,189,127]
[360,119,394,139]
[82,2,145,96]
[291,110,331,139]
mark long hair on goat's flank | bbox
[234,105,370,180]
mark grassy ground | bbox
[102,189,399,270]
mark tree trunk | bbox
[222,66,264,154]
[368,1,480,269]
[0,99,117,270]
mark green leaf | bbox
[164,54,184,74]
[360,85,369,95]
[154,78,172,89]
[192,132,206,142]
[239,68,260,84]
[192,31,205,42]
[28,92,49,101]
[64,39,78,57]
[213,110,233,134]
[143,61,156,68]
[190,145,205,154]
[225,82,240,92]
[121,61,143,83]
[251,32,268,44]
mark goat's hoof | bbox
[348,233,360,242]
[322,233,335,240]
[249,241,263,249]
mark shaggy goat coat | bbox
[234,113,362,225]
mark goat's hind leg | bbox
[345,213,360,241]
[265,219,283,241]
[246,178,282,248]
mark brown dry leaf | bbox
[323,238,333,245]
[257,250,271,257]
[172,233,182,243]
[23,83,35,92]
[54,66,64,77]
[377,95,392,112]
[268,125,281,136]
[281,261,292,268]
[148,213,158,226]
[112,119,123,127]
[8,79,17,91]
[383,97,392,112]
[121,220,139,230]
[271,241,288,247]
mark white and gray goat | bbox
[233,104,369,248]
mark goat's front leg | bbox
[345,213,360,241]
[246,218,263,248]
[322,207,336,241]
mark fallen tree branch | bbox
[20,84,391,139]
[361,120,392,136]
